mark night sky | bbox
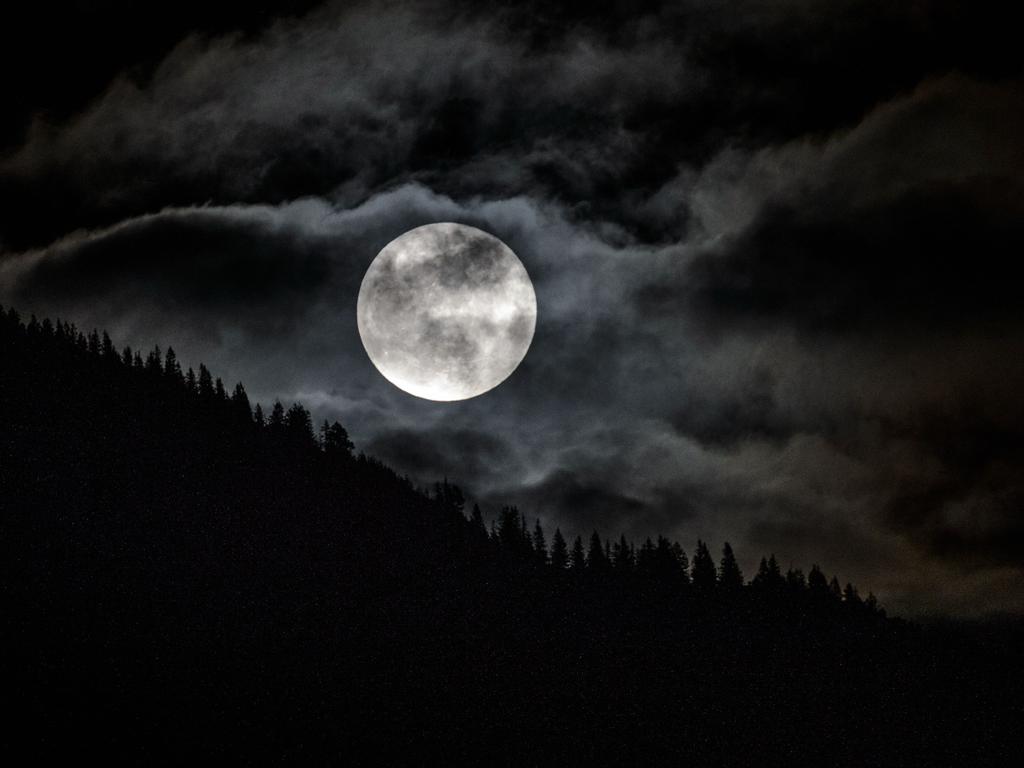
[2,0,1023,616]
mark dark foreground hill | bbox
[1,307,1021,765]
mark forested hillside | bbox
[1,306,1019,765]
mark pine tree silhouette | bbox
[498,506,523,554]
[469,504,487,540]
[691,540,717,591]
[787,567,807,591]
[164,347,183,381]
[637,538,656,576]
[231,382,252,422]
[198,364,215,398]
[843,583,861,605]
[532,520,548,565]
[268,401,286,434]
[253,402,266,428]
[612,534,633,571]
[829,575,843,601]
[321,421,354,458]
[570,536,587,572]
[587,531,608,572]
[550,528,569,570]
[718,542,743,590]
[807,565,829,595]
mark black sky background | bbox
[2,0,1023,616]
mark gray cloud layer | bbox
[3,0,1023,616]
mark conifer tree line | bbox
[438,486,881,613]
[1,304,881,615]
[6,304,1021,767]
[0,305,353,456]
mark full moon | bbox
[357,223,537,401]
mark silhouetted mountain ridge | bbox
[1,306,1020,765]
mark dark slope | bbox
[1,307,1020,765]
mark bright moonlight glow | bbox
[357,223,537,401]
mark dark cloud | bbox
[13,208,332,312]
[687,178,1024,333]
[0,1,327,150]
[634,74,1024,333]
[6,2,1023,250]
[669,365,790,448]
[364,427,516,494]
[877,404,1024,570]
[0,2,692,250]
[493,468,653,536]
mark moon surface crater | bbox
[357,223,537,401]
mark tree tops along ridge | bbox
[0,304,883,616]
